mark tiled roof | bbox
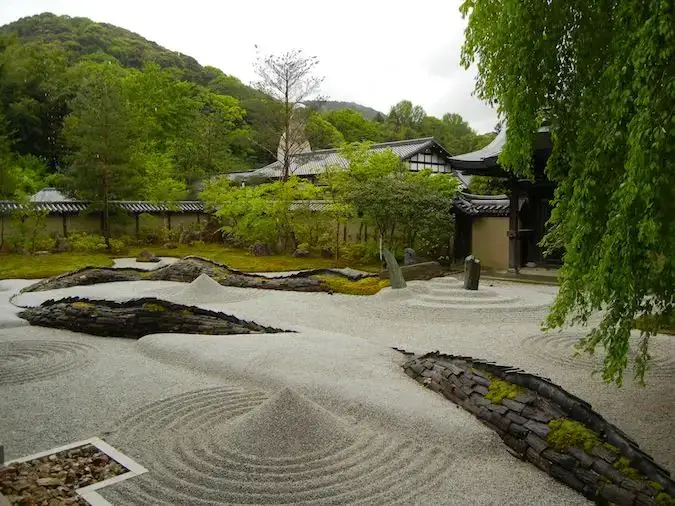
[453,193,510,217]
[0,200,204,215]
[115,201,205,213]
[449,126,551,172]
[0,200,89,214]
[248,137,443,179]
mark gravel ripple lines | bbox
[103,387,453,505]
[0,340,95,385]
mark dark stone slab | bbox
[542,449,577,470]
[487,404,509,415]
[507,423,529,439]
[506,412,528,426]
[502,399,526,413]
[473,385,489,396]
[599,484,637,506]
[527,447,551,473]
[568,447,595,468]
[503,435,529,457]
[591,445,620,464]
[523,420,550,438]
[526,433,549,454]
[551,464,585,492]
[592,459,626,484]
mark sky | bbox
[1,0,499,134]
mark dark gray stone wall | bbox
[19,297,289,338]
[401,351,674,506]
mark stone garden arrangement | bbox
[1,258,673,505]
[18,296,287,338]
[402,351,675,506]
[18,256,375,294]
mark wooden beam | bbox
[508,181,520,273]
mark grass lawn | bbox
[0,244,380,280]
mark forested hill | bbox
[0,12,496,202]
[0,12,260,98]
[305,101,383,120]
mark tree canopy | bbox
[461,0,675,384]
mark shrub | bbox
[68,232,127,254]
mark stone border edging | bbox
[398,349,674,506]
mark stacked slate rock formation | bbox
[402,351,674,506]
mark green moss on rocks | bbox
[485,377,525,404]
[142,302,166,312]
[613,456,644,481]
[656,492,675,506]
[71,301,93,309]
[547,418,601,452]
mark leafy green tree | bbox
[461,0,675,384]
[337,143,459,253]
[201,176,321,251]
[306,112,344,149]
[62,62,139,249]
[0,39,70,166]
[387,100,426,138]
[467,176,508,196]
[324,109,383,143]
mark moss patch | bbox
[656,492,675,506]
[547,418,602,452]
[315,275,389,295]
[71,301,94,309]
[485,377,525,404]
[142,302,166,312]
[612,456,644,481]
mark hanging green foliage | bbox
[461,0,675,385]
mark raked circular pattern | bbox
[102,386,452,505]
[520,332,675,377]
[0,340,95,385]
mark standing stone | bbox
[383,249,407,289]
[404,248,418,265]
[464,255,481,290]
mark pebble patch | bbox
[102,387,451,505]
[0,340,95,385]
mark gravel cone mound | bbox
[101,386,452,505]
[222,387,353,458]
[150,273,255,304]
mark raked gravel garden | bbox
[0,259,673,505]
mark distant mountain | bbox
[305,101,384,120]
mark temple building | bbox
[449,125,560,272]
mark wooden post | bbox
[167,213,172,230]
[508,181,520,273]
[135,214,140,238]
[62,215,68,237]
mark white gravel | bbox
[1,275,673,505]
[111,257,180,270]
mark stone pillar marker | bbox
[464,255,481,290]
[383,249,407,289]
[403,248,418,266]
